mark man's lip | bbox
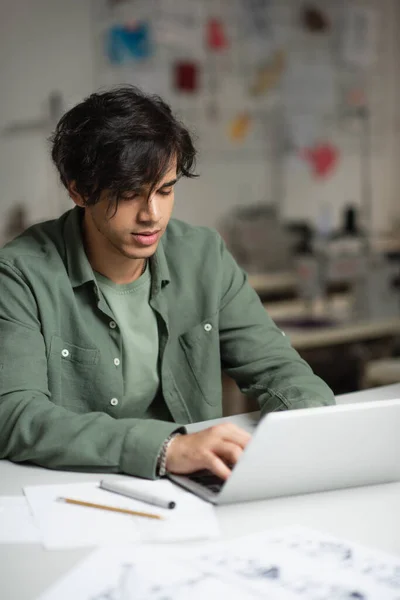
[131,231,160,236]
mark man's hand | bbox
[165,423,252,480]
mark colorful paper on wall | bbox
[229,113,252,142]
[341,6,378,68]
[155,0,203,51]
[249,49,286,96]
[174,61,200,93]
[206,18,229,51]
[240,0,273,38]
[239,0,276,61]
[300,5,330,33]
[106,22,153,64]
[301,143,339,179]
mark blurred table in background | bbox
[222,291,400,416]
[247,234,400,301]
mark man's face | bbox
[83,163,177,260]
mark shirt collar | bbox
[64,206,94,288]
[64,206,171,292]
[151,234,171,294]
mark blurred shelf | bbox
[247,271,296,295]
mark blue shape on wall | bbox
[107,22,152,64]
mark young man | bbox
[0,87,334,481]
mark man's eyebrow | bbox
[158,178,178,189]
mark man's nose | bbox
[137,194,159,223]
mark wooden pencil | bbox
[58,496,164,520]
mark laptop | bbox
[168,399,400,504]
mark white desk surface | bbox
[1,384,400,600]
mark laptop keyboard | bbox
[188,469,225,494]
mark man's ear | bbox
[68,181,85,207]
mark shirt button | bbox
[110,398,119,406]
[204,323,212,332]
[61,349,69,358]
[114,358,120,366]
[109,321,117,329]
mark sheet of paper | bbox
[37,544,256,600]
[37,526,400,600]
[154,0,203,51]
[24,479,219,549]
[341,6,378,68]
[199,527,400,599]
[0,496,40,544]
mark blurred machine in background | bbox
[296,205,400,322]
[220,204,294,274]
[219,203,400,404]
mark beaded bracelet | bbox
[157,433,181,477]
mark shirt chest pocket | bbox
[178,316,222,406]
[48,335,100,412]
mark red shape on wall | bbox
[206,18,229,51]
[301,143,339,178]
[174,62,199,93]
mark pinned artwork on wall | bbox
[240,0,273,39]
[239,0,276,62]
[206,18,229,52]
[301,142,339,179]
[341,5,378,69]
[300,4,330,33]
[92,0,384,165]
[249,49,286,96]
[155,0,203,51]
[174,61,200,93]
[106,22,153,64]
[228,113,252,142]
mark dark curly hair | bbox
[50,86,197,209]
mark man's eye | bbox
[121,193,138,201]
[159,188,173,197]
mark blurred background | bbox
[2,0,400,410]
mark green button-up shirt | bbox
[0,207,334,479]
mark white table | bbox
[1,384,400,600]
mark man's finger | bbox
[215,440,243,467]
[206,453,232,481]
[213,423,252,449]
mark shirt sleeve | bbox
[217,240,336,413]
[0,260,184,479]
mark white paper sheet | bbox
[36,544,270,600]
[24,479,219,549]
[342,6,378,68]
[199,527,400,599]
[37,526,400,600]
[154,0,204,51]
[0,496,40,544]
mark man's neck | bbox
[81,218,146,285]
[91,255,146,284]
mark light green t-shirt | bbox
[95,265,171,421]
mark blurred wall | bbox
[0,0,94,230]
[175,0,400,234]
[0,0,400,238]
